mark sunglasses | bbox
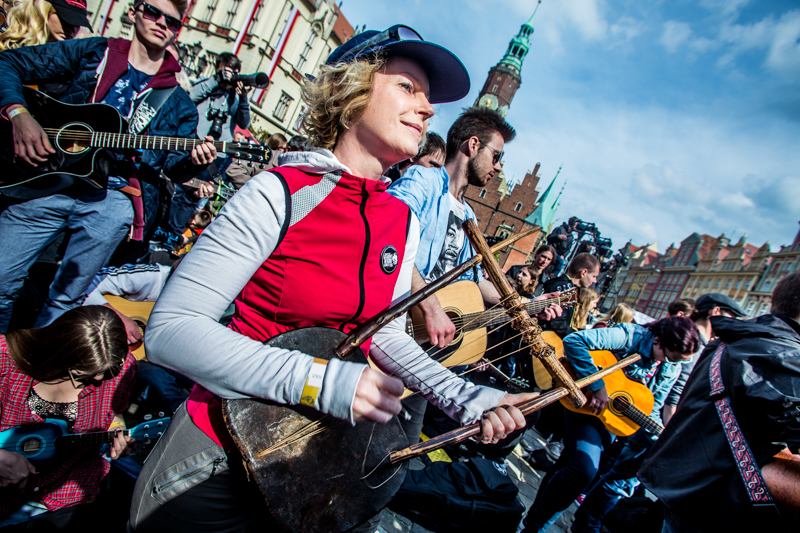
[69,367,119,388]
[134,2,182,33]
[479,140,504,165]
[336,24,423,64]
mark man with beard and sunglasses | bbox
[388,108,561,444]
[0,0,216,333]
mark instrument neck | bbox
[619,403,664,436]
[467,294,563,330]
[57,429,127,450]
[91,132,225,152]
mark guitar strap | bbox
[128,87,178,136]
[709,342,779,512]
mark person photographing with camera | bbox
[169,52,267,234]
[192,53,253,141]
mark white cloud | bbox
[660,21,692,53]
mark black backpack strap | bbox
[128,87,178,135]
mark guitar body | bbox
[408,280,487,367]
[103,295,154,360]
[533,331,565,390]
[222,327,408,533]
[0,87,122,195]
[0,419,68,463]
[559,350,655,437]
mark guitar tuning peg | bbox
[143,414,152,421]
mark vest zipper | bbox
[343,183,370,330]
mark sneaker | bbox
[527,448,557,471]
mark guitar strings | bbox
[409,290,574,336]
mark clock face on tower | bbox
[498,104,509,118]
[479,94,498,110]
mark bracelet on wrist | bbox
[8,107,29,120]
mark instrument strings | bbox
[255,290,554,459]
[253,330,533,459]
[409,293,565,336]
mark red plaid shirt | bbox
[0,335,138,515]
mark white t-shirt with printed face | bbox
[426,193,467,282]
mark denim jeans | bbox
[523,409,614,533]
[0,186,133,331]
[168,184,203,235]
[571,429,655,533]
[137,361,194,415]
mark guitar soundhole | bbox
[444,309,464,346]
[20,437,42,454]
[608,393,632,416]
[56,123,92,154]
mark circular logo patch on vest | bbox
[380,245,399,275]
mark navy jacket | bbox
[0,37,202,231]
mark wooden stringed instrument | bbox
[220,225,591,532]
[0,87,270,198]
[533,331,661,437]
[406,282,579,368]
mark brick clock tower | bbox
[474,0,541,118]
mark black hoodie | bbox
[639,313,800,532]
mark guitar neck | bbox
[90,132,224,153]
[620,404,664,436]
[472,295,566,330]
[56,429,127,451]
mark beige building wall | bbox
[86,0,354,137]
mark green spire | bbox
[499,0,541,72]
[525,164,562,232]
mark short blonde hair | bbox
[0,0,55,52]
[301,56,385,149]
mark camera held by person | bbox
[191,53,266,142]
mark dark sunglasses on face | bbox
[69,367,119,387]
[134,2,182,33]
[479,140,504,165]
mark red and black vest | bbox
[188,167,411,445]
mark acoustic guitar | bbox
[103,295,155,361]
[0,87,270,198]
[0,417,170,463]
[534,331,662,437]
[407,281,578,368]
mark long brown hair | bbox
[572,287,599,330]
[6,306,128,382]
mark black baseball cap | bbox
[50,0,92,29]
[325,25,470,105]
[696,293,746,317]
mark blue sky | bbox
[340,0,800,254]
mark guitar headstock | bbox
[224,143,273,163]
[558,287,580,309]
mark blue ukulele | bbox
[0,417,170,463]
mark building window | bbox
[714,279,721,288]
[734,279,741,289]
[492,85,498,92]
[514,202,522,212]
[479,189,487,198]
[296,30,318,72]
[273,92,293,121]
[292,104,307,132]
[687,278,694,287]
[222,0,241,27]
[725,279,732,289]
[252,0,264,22]
[203,0,219,22]
[705,278,712,288]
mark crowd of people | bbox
[0,2,798,533]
